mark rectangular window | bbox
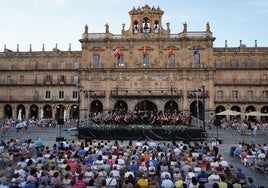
[73,91,78,99]
[46,75,52,83]
[20,75,24,83]
[93,54,100,67]
[45,91,51,99]
[117,55,125,66]
[142,54,149,66]
[217,90,223,100]
[47,62,52,69]
[59,75,65,83]
[59,91,64,99]
[168,54,175,67]
[73,75,78,84]
[247,90,253,101]
[232,90,238,99]
[7,75,11,83]
[263,91,268,99]
[60,61,65,69]
[193,53,200,67]
[74,61,79,69]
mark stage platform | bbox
[77,125,204,141]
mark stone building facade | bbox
[0,5,268,125]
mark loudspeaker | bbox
[214,118,221,127]
[85,137,92,143]
[58,118,64,125]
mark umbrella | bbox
[215,109,242,116]
[245,111,268,116]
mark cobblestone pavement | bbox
[204,127,268,187]
[2,126,268,187]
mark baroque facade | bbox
[1,5,268,125]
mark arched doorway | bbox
[215,105,226,119]
[70,105,79,120]
[29,105,39,119]
[231,105,241,112]
[245,105,256,121]
[245,106,256,113]
[43,105,52,119]
[215,106,226,114]
[17,105,26,120]
[114,100,128,112]
[164,100,179,114]
[55,105,66,124]
[230,105,242,120]
[91,100,103,115]
[4,104,12,119]
[190,100,203,120]
[134,100,158,112]
[261,106,268,121]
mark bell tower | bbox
[122,4,170,39]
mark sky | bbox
[1,0,268,52]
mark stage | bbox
[77,125,204,141]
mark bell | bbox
[144,22,149,30]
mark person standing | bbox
[211,137,219,157]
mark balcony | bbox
[0,79,78,86]
[187,90,208,99]
[85,90,106,98]
[111,88,182,98]
[0,95,78,102]
[214,96,268,103]
[214,79,268,86]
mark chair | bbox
[239,178,247,185]
[76,183,86,188]
[106,186,118,188]
[198,178,208,184]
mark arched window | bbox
[230,59,238,68]
[216,59,223,68]
[261,59,268,68]
[168,54,175,67]
[142,17,150,33]
[117,54,125,66]
[154,21,159,33]
[133,21,139,34]
[93,54,100,67]
[245,59,253,68]
[142,54,149,66]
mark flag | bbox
[193,46,200,55]
[143,42,147,54]
[168,47,173,57]
[114,46,121,59]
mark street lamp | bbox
[84,90,95,125]
[77,84,84,128]
[200,85,206,131]
[192,90,200,127]
[192,85,206,130]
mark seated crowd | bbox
[0,137,264,188]
[232,141,268,174]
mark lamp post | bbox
[77,84,84,128]
[191,90,199,127]
[84,90,94,125]
[195,91,200,128]
[192,85,206,130]
[201,85,206,131]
